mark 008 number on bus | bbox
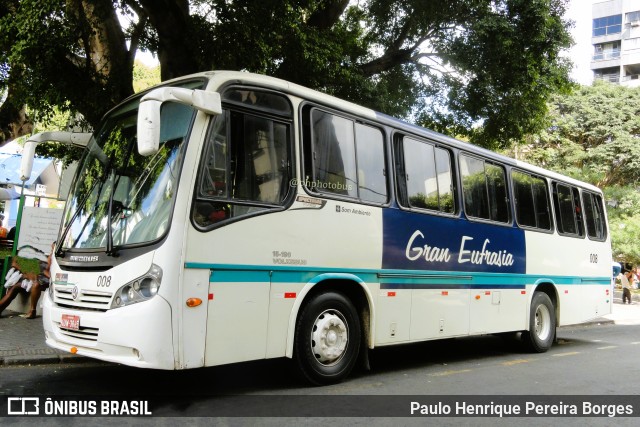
[97,275,112,287]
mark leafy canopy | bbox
[508,81,640,265]
[1,0,573,151]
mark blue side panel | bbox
[382,208,526,274]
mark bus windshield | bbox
[59,97,197,252]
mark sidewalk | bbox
[1,293,640,366]
[0,312,87,366]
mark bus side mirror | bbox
[20,141,36,182]
[138,100,162,157]
[137,87,222,156]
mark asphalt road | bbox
[1,322,639,426]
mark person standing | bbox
[620,269,633,305]
[0,243,54,318]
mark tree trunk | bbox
[138,0,199,81]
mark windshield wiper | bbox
[106,172,120,257]
[106,141,135,257]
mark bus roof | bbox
[157,70,604,194]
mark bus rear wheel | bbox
[522,292,556,353]
[294,291,361,385]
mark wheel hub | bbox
[311,310,348,365]
[535,304,551,340]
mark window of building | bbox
[623,63,640,81]
[583,191,607,241]
[397,136,454,214]
[594,67,620,83]
[512,171,552,231]
[593,14,622,36]
[460,154,509,223]
[593,42,620,60]
[552,183,584,238]
[305,108,387,204]
[625,37,640,50]
[626,11,640,23]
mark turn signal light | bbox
[186,298,202,307]
[70,347,78,354]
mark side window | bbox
[355,123,387,203]
[460,154,509,223]
[194,90,292,228]
[460,155,488,219]
[485,163,509,223]
[583,191,607,240]
[399,136,454,214]
[311,110,357,197]
[553,183,585,237]
[512,171,552,231]
[306,108,387,203]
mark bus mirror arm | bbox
[20,131,92,181]
[137,87,222,157]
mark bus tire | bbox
[522,292,556,353]
[294,291,361,385]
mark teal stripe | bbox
[184,262,610,286]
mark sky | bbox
[566,0,594,85]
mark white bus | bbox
[40,71,611,385]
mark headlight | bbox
[111,264,162,308]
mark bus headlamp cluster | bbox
[111,264,162,308]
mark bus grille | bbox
[53,286,112,312]
[55,323,99,342]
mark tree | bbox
[605,186,640,265]
[0,0,573,149]
[132,60,161,93]
[508,81,640,264]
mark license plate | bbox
[61,314,80,330]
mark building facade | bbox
[591,0,640,86]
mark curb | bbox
[1,352,89,367]
[561,318,615,328]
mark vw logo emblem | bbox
[71,286,79,300]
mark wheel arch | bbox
[531,281,559,326]
[285,273,375,358]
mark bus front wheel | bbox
[522,292,556,353]
[294,291,361,385]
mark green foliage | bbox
[133,61,161,93]
[1,0,573,149]
[517,81,640,186]
[0,0,133,128]
[605,187,640,265]
[409,192,454,213]
[512,82,640,264]
[20,106,85,166]
[409,193,438,210]
[418,0,574,149]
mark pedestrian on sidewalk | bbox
[0,243,53,318]
[620,268,633,305]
